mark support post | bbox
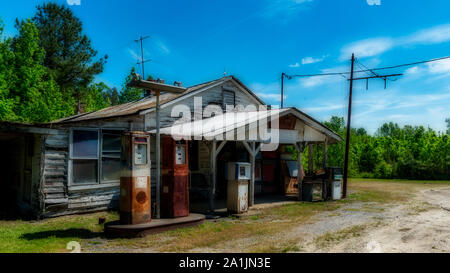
[323,138,328,169]
[295,142,304,201]
[242,141,259,207]
[249,142,256,207]
[209,140,217,213]
[155,91,161,219]
[308,143,314,175]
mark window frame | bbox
[100,129,123,184]
[222,88,236,110]
[69,128,123,189]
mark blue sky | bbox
[1,0,450,133]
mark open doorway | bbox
[0,132,38,219]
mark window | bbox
[71,129,99,184]
[70,129,122,186]
[223,89,235,110]
[101,131,122,182]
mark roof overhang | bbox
[129,79,187,94]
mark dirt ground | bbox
[302,186,450,253]
[82,180,450,253]
[186,182,450,253]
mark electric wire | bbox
[285,55,450,78]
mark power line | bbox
[285,55,450,78]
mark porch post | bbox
[155,90,161,219]
[242,141,259,207]
[209,140,217,213]
[295,142,304,201]
[308,143,314,175]
[249,141,256,207]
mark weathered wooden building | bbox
[0,76,341,219]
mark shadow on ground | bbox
[20,229,104,240]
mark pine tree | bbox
[32,3,107,113]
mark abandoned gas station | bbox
[0,75,343,235]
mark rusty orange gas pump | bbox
[161,136,190,218]
[119,132,151,225]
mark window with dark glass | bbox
[71,129,122,185]
[72,130,99,184]
[101,131,122,182]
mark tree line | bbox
[288,117,450,180]
[0,3,147,123]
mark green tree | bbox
[82,82,111,113]
[103,87,120,106]
[32,2,107,113]
[0,19,16,120]
[446,118,450,134]
[119,68,145,103]
[10,19,74,122]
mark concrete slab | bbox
[104,213,205,238]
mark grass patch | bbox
[349,178,450,185]
[0,211,118,253]
[1,178,438,253]
[251,240,303,253]
[109,201,345,252]
[314,225,366,249]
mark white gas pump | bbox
[225,162,251,214]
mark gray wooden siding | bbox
[145,80,262,130]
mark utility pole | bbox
[135,36,151,78]
[281,73,285,108]
[342,54,402,198]
[342,54,355,199]
[280,55,403,199]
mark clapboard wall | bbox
[41,115,145,218]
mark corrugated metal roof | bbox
[51,77,227,124]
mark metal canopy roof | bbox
[129,79,187,94]
[149,108,342,144]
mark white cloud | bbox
[405,24,450,45]
[289,63,300,68]
[301,55,327,65]
[303,103,346,113]
[340,38,394,60]
[127,48,140,61]
[67,0,81,5]
[301,75,332,87]
[259,0,313,19]
[426,59,450,74]
[341,24,450,60]
[155,39,170,54]
[255,93,287,102]
[299,65,348,87]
